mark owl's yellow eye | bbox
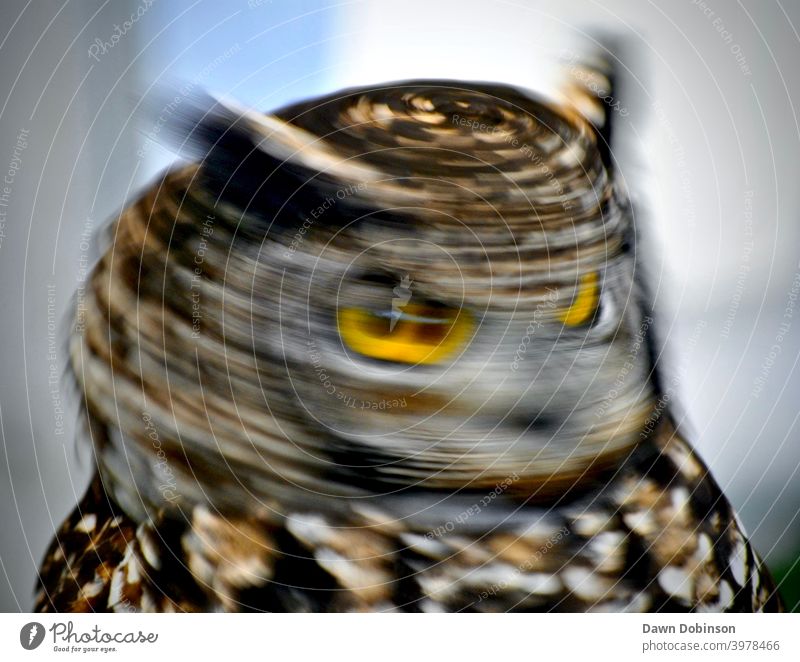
[557,272,601,326]
[338,303,472,365]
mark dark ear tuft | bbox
[559,39,625,171]
[151,90,349,233]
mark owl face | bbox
[172,81,650,495]
[83,81,659,519]
[252,200,654,494]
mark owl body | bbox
[35,78,782,612]
[36,417,779,612]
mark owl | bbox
[35,69,783,612]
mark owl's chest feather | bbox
[34,419,781,613]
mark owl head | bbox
[78,78,659,518]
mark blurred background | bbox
[0,0,798,611]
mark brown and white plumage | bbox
[35,418,780,612]
[35,75,782,612]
